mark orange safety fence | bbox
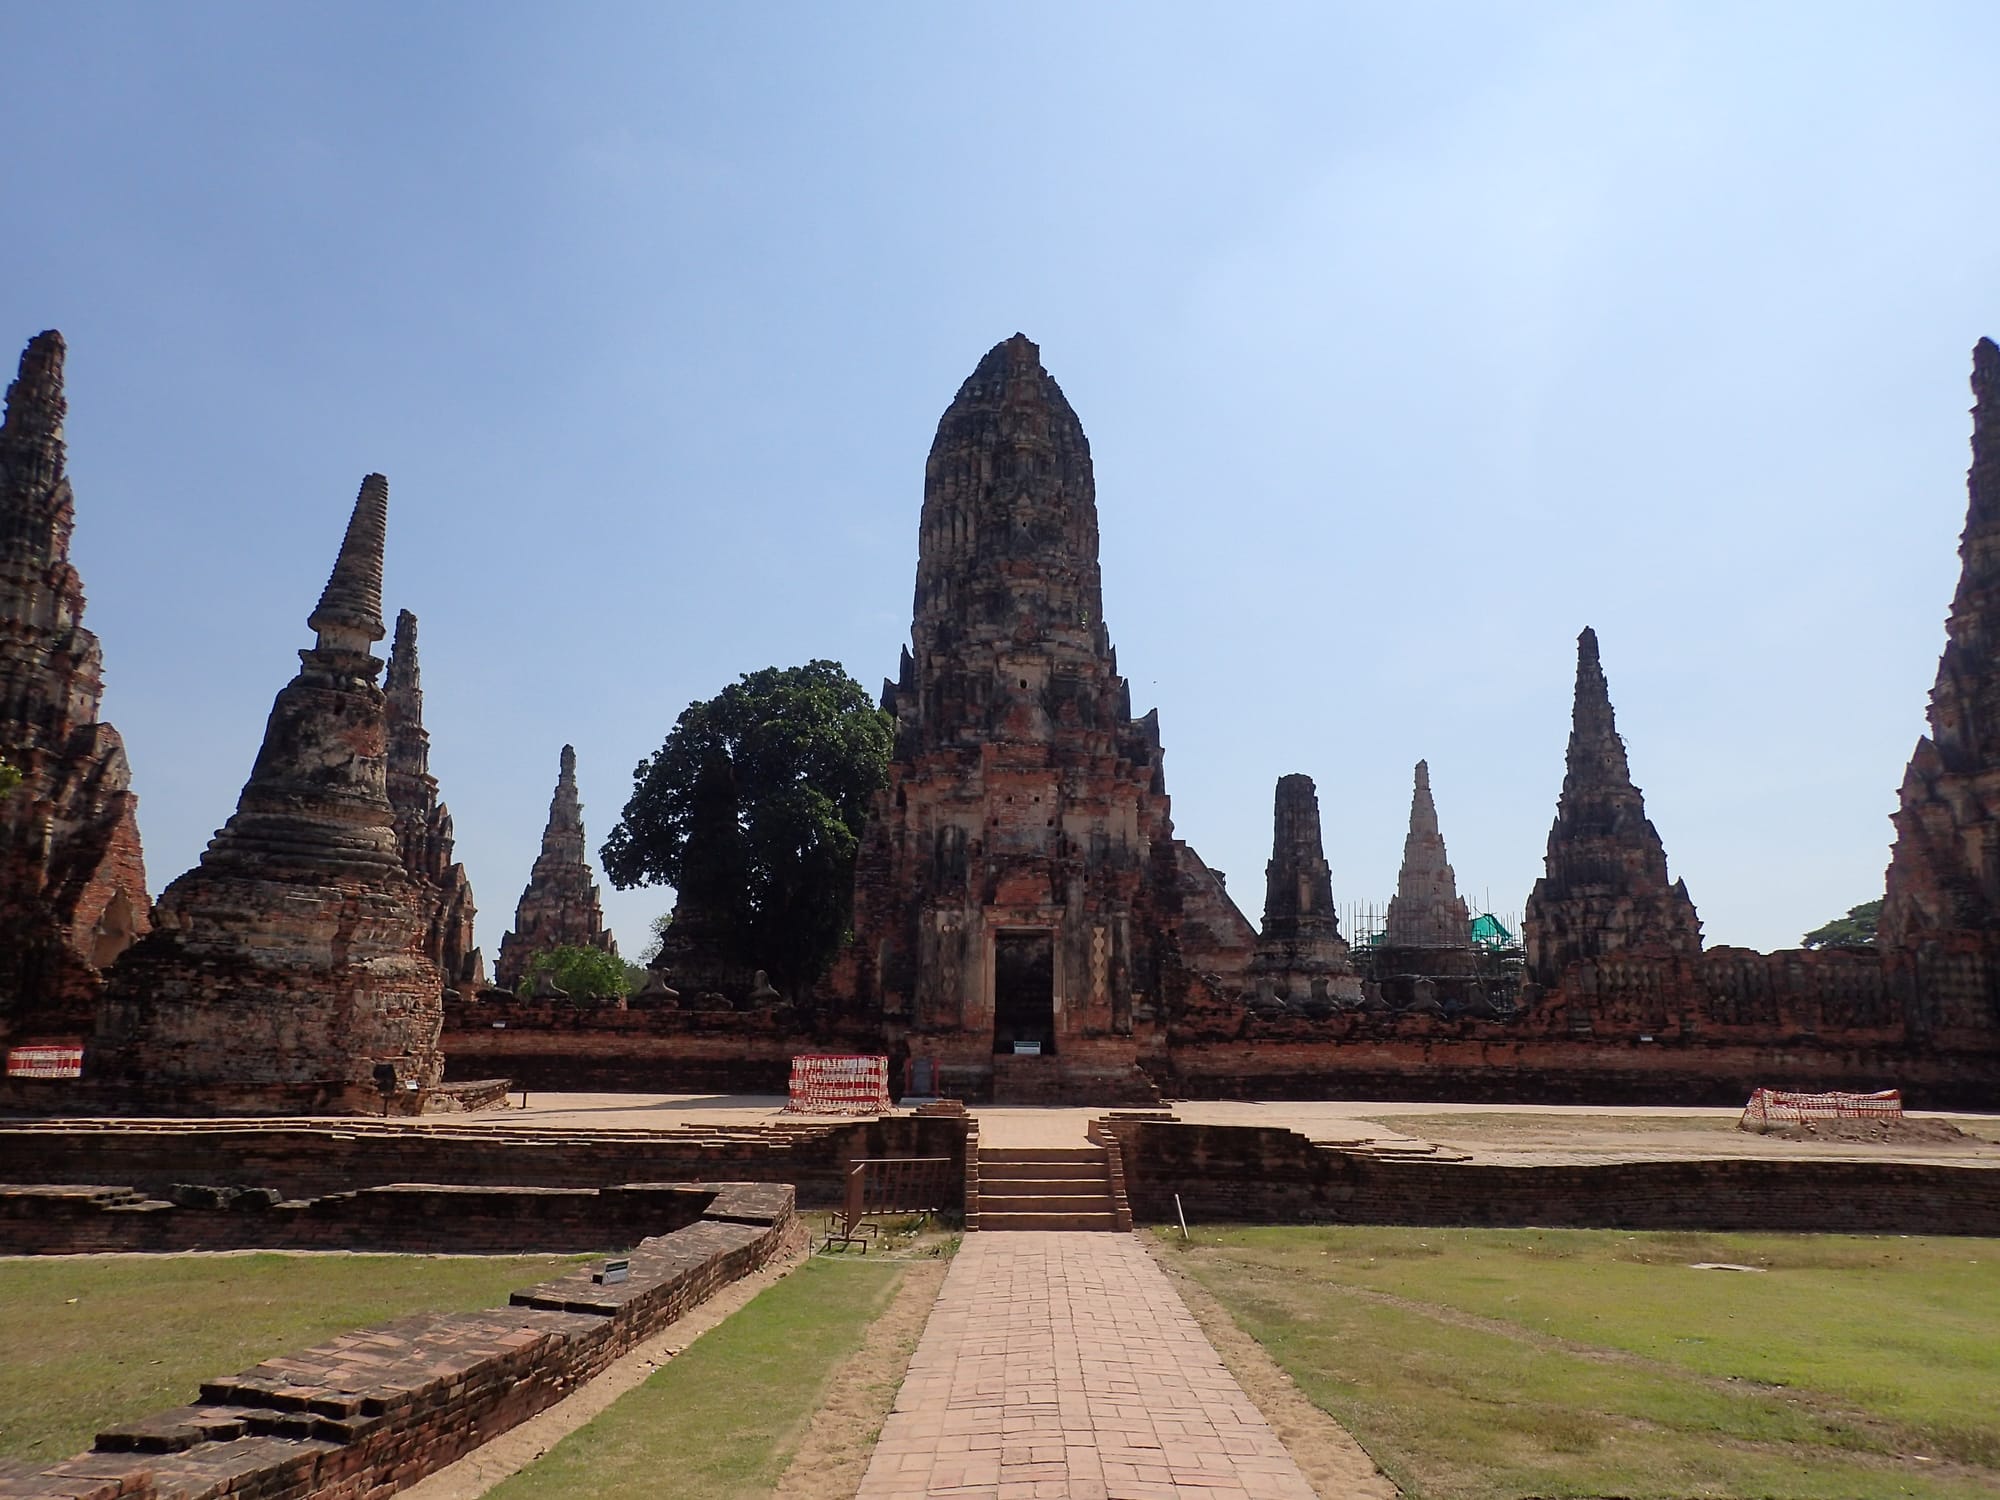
[1741,1087,1902,1126]
[785,1053,891,1115]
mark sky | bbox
[4,3,1998,960]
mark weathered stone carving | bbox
[494,744,617,991]
[94,475,445,1113]
[1523,628,1701,991]
[1881,338,2000,1044]
[830,334,1254,1100]
[1383,760,1471,950]
[1248,774,1360,1007]
[384,609,481,991]
[0,331,151,1046]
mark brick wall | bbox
[0,1114,971,1213]
[1101,1120,2000,1235]
[0,1184,798,1500]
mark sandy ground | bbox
[422,1091,2000,1166]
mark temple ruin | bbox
[1881,335,2000,1049]
[93,476,445,1114]
[1247,774,1361,1010]
[493,744,617,992]
[1383,761,1471,951]
[385,608,482,993]
[0,331,150,1048]
[830,334,1254,1100]
[1522,627,1703,996]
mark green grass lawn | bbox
[0,1252,586,1465]
[1166,1225,2000,1500]
[485,1257,906,1500]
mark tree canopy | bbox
[0,755,20,797]
[601,660,893,991]
[519,944,629,999]
[1802,898,1882,949]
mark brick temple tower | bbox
[494,744,616,992]
[1523,628,1701,994]
[1248,774,1360,1007]
[836,334,1252,1100]
[95,476,445,1113]
[384,609,482,992]
[0,330,150,1047]
[1881,338,2000,1049]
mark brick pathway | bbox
[854,1231,1319,1499]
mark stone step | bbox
[978,1209,1120,1232]
[977,1147,1106,1163]
[978,1161,1108,1182]
[979,1192,1116,1214]
[980,1184,1112,1208]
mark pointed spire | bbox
[1562,626,1634,801]
[1966,336,2000,534]
[386,608,421,698]
[1385,760,1469,949]
[1525,627,1700,984]
[539,742,586,861]
[2,330,66,447]
[308,474,388,651]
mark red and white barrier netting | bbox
[5,1041,85,1079]
[1741,1087,1902,1127]
[785,1054,891,1115]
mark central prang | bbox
[826,335,1256,1101]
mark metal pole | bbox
[1175,1192,1190,1242]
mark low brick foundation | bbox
[1099,1119,2000,1235]
[0,1183,798,1500]
[0,1114,972,1217]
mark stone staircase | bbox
[976,1146,1125,1231]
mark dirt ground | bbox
[1362,1109,2000,1160]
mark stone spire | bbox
[196,476,403,879]
[95,477,443,1114]
[1249,773,1359,1006]
[308,473,388,652]
[1523,628,1701,989]
[1383,761,1471,949]
[494,743,616,991]
[1881,339,2000,1040]
[0,329,150,1043]
[384,608,480,989]
[898,333,1124,751]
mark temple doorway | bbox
[992,930,1055,1055]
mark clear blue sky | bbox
[5,4,1997,960]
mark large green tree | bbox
[520,944,629,999]
[1802,898,1882,949]
[601,661,892,992]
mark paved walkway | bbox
[854,1232,1318,1499]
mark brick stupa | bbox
[832,334,1254,1100]
[95,476,445,1113]
[0,330,150,1046]
[1383,760,1471,950]
[1881,338,2000,1045]
[1248,774,1361,1008]
[1523,628,1701,992]
[385,609,482,992]
[493,744,616,991]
